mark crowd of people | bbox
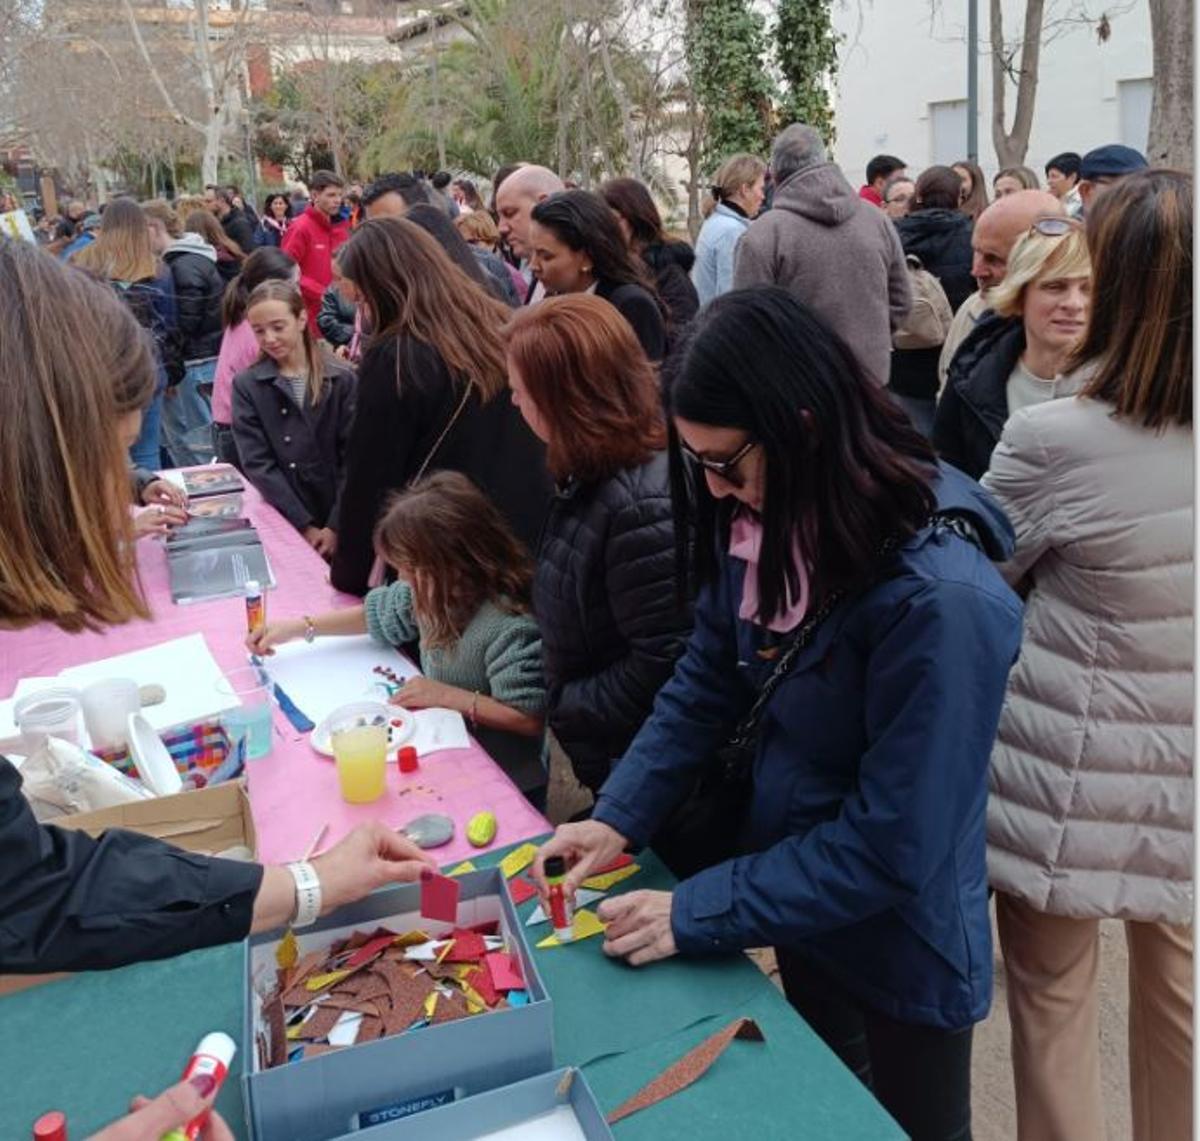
[0,128,1191,1141]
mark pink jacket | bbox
[211,320,259,424]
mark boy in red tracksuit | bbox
[282,169,349,335]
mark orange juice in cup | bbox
[332,721,387,803]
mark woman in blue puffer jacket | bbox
[535,287,1023,1141]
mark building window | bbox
[1118,78,1153,154]
[930,99,968,166]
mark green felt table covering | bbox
[0,839,903,1140]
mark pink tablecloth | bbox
[0,482,549,864]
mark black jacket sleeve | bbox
[231,372,317,532]
[317,287,355,346]
[610,284,667,362]
[0,759,261,973]
[327,371,358,533]
[932,380,974,478]
[551,494,691,781]
[329,340,427,595]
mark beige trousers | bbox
[996,891,1194,1141]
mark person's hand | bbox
[303,525,337,558]
[132,503,188,539]
[333,344,350,360]
[532,820,629,900]
[598,890,678,967]
[390,677,466,712]
[310,821,437,913]
[246,618,303,657]
[140,478,188,510]
[89,1077,232,1140]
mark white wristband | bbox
[286,860,322,928]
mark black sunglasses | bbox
[679,439,759,486]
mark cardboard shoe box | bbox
[243,867,555,1141]
[0,780,257,997]
[334,1067,615,1141]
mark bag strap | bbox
[725,509,981,752]
[395,343,475,483]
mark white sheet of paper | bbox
[326,1011,364,1047]
[411,707,470,755]
[263,636,417,724]
[57,634,237,733]
[472,1105,588,1141]
[525,890,606,927]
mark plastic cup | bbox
[331,719,388,804]
[216,667,274,760]
[79,677,141,749]
[14,687,82,750]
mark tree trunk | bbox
[990,0,1044,167]
[202,115,223,186]
[1147,0,1193,168]
[597,19,641,180]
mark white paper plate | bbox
[309,701,417,759]
[126,712,184,796]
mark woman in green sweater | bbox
[248,471,548,805]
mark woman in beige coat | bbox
[983,169,1193,1141]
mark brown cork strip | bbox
[265,995,287,1069]
[430,989,471,1026]
[606,1018,765,1125]
[357,1014,385,1043]
[294,1003,344,1041]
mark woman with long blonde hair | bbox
[73,197,177,469]
[329,217,552,595]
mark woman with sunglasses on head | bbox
[982,169,1193,1141]
[505,295,694,812]
[934,216,1090,480]
[534,286,1023,1141]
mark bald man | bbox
[494,165,564,296]
[938,188,1063,387]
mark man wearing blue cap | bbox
[1078,144,1148,214]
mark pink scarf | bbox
[728,510,810,632]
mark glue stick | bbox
[160,1032,237,1141]
[32,1110,67,1141]
[544,855,574,943]
[244,580,266,637]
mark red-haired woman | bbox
[505,294,693,804]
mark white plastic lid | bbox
[125,713,184,797]
[194,1031,237,1067]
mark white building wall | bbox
[831,1,1154,186]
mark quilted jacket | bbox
[533,451,693,793]
[983,395,1194,923]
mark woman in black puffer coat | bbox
[602,177,700,335]
[889,165,975,435]
[505,293,694,797]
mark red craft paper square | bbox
[443,929,488,963]
[343,933,396,970]
[592,853,634,875]
[420,870,460,924]
[485,952,525,992]
[507,876,538,906]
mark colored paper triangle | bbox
[581,863,641,891]
[499,842,539,879]
[535,908,607,948]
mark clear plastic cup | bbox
[216,667,274,760]
[79,677,141,750]
[14,687,82,750]
[331,716,388,804]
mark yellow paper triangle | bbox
[394,929,431,948]
[581,863,640,891]
[305,968,352,991]
[499,842,539,879]
[461,983,488,1013]
[535,908,607,948]
[276,929,299,971]
[423,992,438,1019]
[447,860,477,877]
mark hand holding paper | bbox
[310,823,437,913]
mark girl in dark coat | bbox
[534,288,1023,1141]
[528,190,668,361]
[330,217,552,596]
[232,281,355,558]
[505,293,692,797]
[601,177,700,332]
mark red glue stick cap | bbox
[397,746,419,773]
[33,1111,67,1141]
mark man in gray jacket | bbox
[734,123,911,386]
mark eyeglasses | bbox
[1030,216,1083,236]
[679,439,759,486]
